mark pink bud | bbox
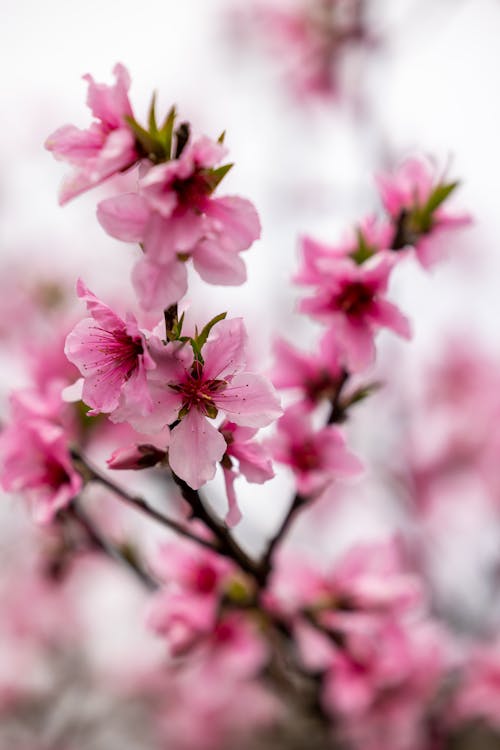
[107,444,166,470]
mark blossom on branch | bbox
[45,63,138,204]
[122,317,281,489]
[297,246,411,372]
[64,279,156,417]
[97,136,261,310]
[270,405,362,495]
[377,156,471,267]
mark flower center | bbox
[336,282,373,317]
[290,440,322,473]
[172,172,211,211]
[170,362,227,419]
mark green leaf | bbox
[148,91,159,136]
[344,381,382,408]
[217,130,226,144]
[204,163,234,193]
[350,228,375,265]
[124,115,160,158]
[194,312,227,352]
[422,180,459,216]
[159,105,176,160]
[190,337,204,364]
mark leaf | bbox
[350,228,375,265]
[159,105,177,160]
[343,381,382,408]
[204,163,234,193]
[148,91,159,136]
[217,130,226,144]
[194,312,227,351]
[124,115,160,158]
[423,181,459,216]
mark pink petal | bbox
[97,193,150,242]
[192,238,247,285]
[216,372,282,428]
[83,63,133,129]
[367,298,412,339]
[75,278,127,330]
[204,196,261,252]
[231,441,275,483]
[132,256,188,311]
[202,318,248,381]
[168,411,226,489]
[222,468,242,527]
[143,212,206,263]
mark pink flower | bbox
[271,336,344,406]
[97,136,261,310]
[0,418,82,524]
[147,542,235,655]
[270,405,362,495]
[64,280,155,417]
[126,318,282,489]
[219,421,275,527]
[45,63,138,204]
[376,157,471,268]
[297,247,411,372]
[106,443,166,470]
[251,1,368,101]
[322,617,445,750]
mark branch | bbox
[170,472,265,584]
[69,499,158,591]
[71,450,219,554]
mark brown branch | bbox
[170,472,265,584]
[69,499,158,590]
[71,450,219,554]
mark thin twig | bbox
[170,472,264,584]
[71,450,219,553]
[70,499,158,590]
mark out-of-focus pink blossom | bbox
[322,618,446,750]
[249,0,368,102]
[272,336,344,406]
[64,280,156,417]
[45,63,138,204]
[147,541,235,655]
[124,318,281,489]
[0,418,82,524]
[97,136,261,310]
[297,246,411,371]
[220,420,275,527]
[376,157,471,268]
[269,405,362,495]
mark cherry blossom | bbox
[45,63,138,204]
[97,136,261,310]
[297,247,411,371]
[376,156,471,267]
[124,317,281,489]
[64,279,156,417]
[0,418,82,524]
[270,405,362,495]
